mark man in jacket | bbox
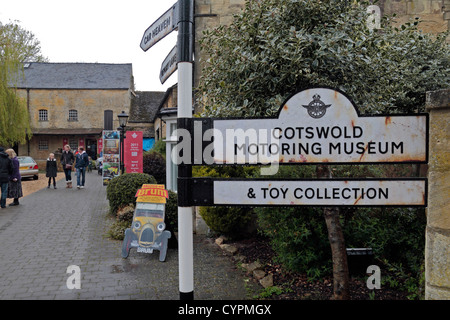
[75,146,89,189]
[0,147,13,208]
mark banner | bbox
[102,130,120,185]
[97,138,103,157]
[124,131,143,174]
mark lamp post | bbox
[117,111,129,175]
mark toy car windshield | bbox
[135,203,164,218]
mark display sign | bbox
[97,138,103,157]
[122,184,171,261]
[102,130,120,185]
[124,131,143,174]
[212,179,427,207]
[140,2,178,51]
[136,184,169,203]
[187,88,428,165]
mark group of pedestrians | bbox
[59,144,90,189]
[0,147,23,208]
[0,144,91,208]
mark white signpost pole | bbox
[176,0,194,301]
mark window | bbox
[38,140,48,150]
[165,119,178,192]
[68,109,78,121]
[39,109,48,121]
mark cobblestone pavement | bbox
[0,172,256,300]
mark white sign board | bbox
[140,3,178,52]
[160,46,177,84]
[213,179,427,207]
[210,88,428,165]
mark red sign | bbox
[98,138,103,156]
[124,131,143,173]
[63,138,68,148]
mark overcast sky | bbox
[0,0,178,92]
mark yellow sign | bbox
[135,184,168,203]
[136,195,166,203]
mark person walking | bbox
[60,144,74,188]
[5,149,22,206]
[46,153,58,189]
[0,147,13,209]
[75,146,89,189]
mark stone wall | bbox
[425,88,450,300]
[379,0,448,35]
[194,0,246,90]
[18,89,130,130]
[16,88,130,162]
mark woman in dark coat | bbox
[5,149,22,206]
[46,153,58,189]
[60,144,74,188]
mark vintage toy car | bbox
[121,184,171,261]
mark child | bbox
[46,153,58,189]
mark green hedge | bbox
[106,173,156,215]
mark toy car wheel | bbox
[121,229,132,259]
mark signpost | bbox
[181,178,427,207]
[160,46,177,84]
[140,2,178,52]
[182,88,428,165]
[139,0,428,302]
[140,0,194,301]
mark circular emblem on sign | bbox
[302,94,332,119]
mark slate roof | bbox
[14,62,133,90]
[129,91,166,123]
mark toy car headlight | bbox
[133,221,141,230]
[157,222,166,232]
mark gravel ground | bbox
[5,172,65,206]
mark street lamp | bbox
[117,111,129,175]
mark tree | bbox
[0,46,31,146]
[0,20,48,63]
[197,0,449,299]
[0,21,47,146]
[197,0,449,118]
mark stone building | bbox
[15,62,134,168]
[128,90,165,151]
[154,84,179,191]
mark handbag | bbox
[65,164,72,169]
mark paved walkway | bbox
[0,172,255,300]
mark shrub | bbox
[200,206,253,238]
[256,206,332,279]
[151,139,166,158]
[195,165,257,238]
[143,151,166,184]
[107,220,130,240]
[116,204,135,222]
[165,190,178,232]
[106,173,156,215]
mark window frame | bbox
[68,109,78,121]
[38,109,48,121]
